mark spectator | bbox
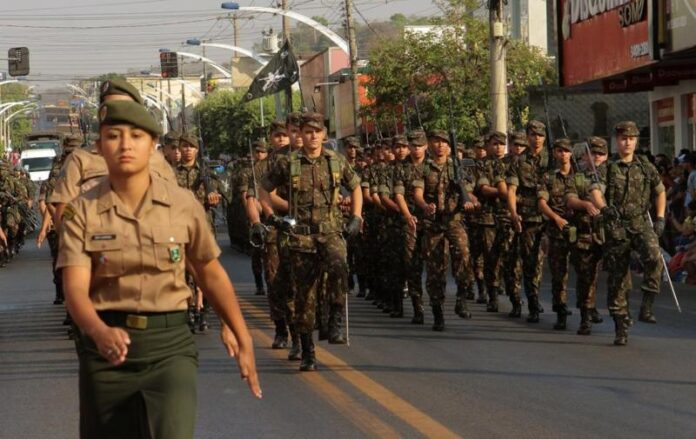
[685,153,696,208]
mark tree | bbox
[0,82,32,154]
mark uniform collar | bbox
[96,174,171,214]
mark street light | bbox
[185,39,269,66]
[220,3,349,54]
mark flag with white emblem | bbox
[243,40,299,102]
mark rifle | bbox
[446,89,474,206]
[195,111,213,208]
[413,95,424,131]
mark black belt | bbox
[98,311,187,330]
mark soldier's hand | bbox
[91,324,131,366]
[406,215,418,231]
[0,230,7,247]
[237,341,263,399]
[220,324,239,357]
[601,206,619,222]
[249,222,267,247]
[463,201,475,212]
[555,217,569,230]
[345,214,363,237]
[207,192,222,206]
[425,203,437,216]
[585,202,600,217]
[653,217,666,237]
[36,228,46,248]
[511,213,523,233]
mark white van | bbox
[20,148,57,182]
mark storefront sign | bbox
[664,0,696,55]
[559,0,653,87]
[656,98,674,125]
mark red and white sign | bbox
[559,0,654,87]
[687,93,696,120]
[656,98,675,125]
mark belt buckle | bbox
[126,314,148,330]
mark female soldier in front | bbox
[57,100,261,439]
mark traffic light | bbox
[8,47,29,77]
[159,51,178,78]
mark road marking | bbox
[239,296,462,439]
[241,301,402,439]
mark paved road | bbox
[1,238,695,438]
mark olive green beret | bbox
[98,100,162,136]
[301,112,325,130]
[526,120,546,136]
[553,137,572,152]
[427,129,449,143]
[99,79,144,105]
[510,132,529,147]
[179,132,199,148]
[408,130,427,146]
[614,121,640,137]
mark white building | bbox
[473,0,551,54]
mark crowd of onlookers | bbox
[649,148,696,284]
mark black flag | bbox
[243,40,299,102]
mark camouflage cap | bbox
[614,120,640,137]
[427,129,449,143]
[62,134,83,149]
[553,137,573,152]
[510,131,529,147]
[99,79,144,105]
[98,100,162,136]
[408,130,428,146]
[300,112,325,130]
[526,120,546,136]
[270,120,288,135]
[163,130,181,146]
[344,136,361,148]
[472,137,485,149]
[392,134,409,146]
[252,139,268,152]
[287,111,303,127]
[462,148,475,159]
[456,142,466,152]
[179,132,199,148]
[588,136,608,154]
[488,131,507,145]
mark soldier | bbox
[507,120,550,323]
[413,129,477,331]
[565,136,608,335]
[247,141,269,296]
[251,112,362,371]
[538,138,575,330]
[393,130,428,323]
[343,136,366,297]
[161,130,181,168]
[588,121,665,346]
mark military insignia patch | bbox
[99,105,108,123]
[169,246,181,263]
[62,203,77,221]
[101,81,110,94]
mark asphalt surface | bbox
[1,237,695,439]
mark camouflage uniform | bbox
[261,129,360,363]
[592,122,664,345]
[506,128,549,321]
[414,132,474,331]
[175,160,222,232]
[472,153,497,308]
[368,158,391,310]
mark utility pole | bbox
[489,0,507,134]
[345,0,360,137]
[202,45,208,97]
[231,14,239,90]
[281,0,292,114]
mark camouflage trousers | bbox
[251,246,264,288]
[547,235,571,309]
[360,212,380,294]
[519,222,545,300]
[604,223,662,317]
[570,237,601,310]
[346,232,363,292]
[286,232,348,333]
[422,217,471,306]
[262,227,288,322]
[471,224,496,300]
[47,229,63,300]
[486,221,522,302]
[402,223,424,299]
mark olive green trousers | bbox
[75,318,198,439]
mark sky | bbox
[0,0,444,91]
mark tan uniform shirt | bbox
[48,148,176,204]
[56,176,221,313]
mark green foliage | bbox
[365,0,556,142]
[0,82,32,154]
[195,90,280,158]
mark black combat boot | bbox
[287,325,301,361]
[475,280,487,304]
[577,309,592,335]
[553,305,568,330]
[465,287,475,301]
[53,283,64,305]
[198,307,209,333]
[411,296,424,324]
[613,315,628,346]
[526,296,540,323]
[486,289,499,313]
[508,299,522,318]
[356,275,366,298]
[454,296,472,319]
[390,289,404,318]
[589,307,604,324]
[432,303,445,331]
[638,292,657,324]
[299,333,317,371]
[272,319,289,349]
[328,307,346,344]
